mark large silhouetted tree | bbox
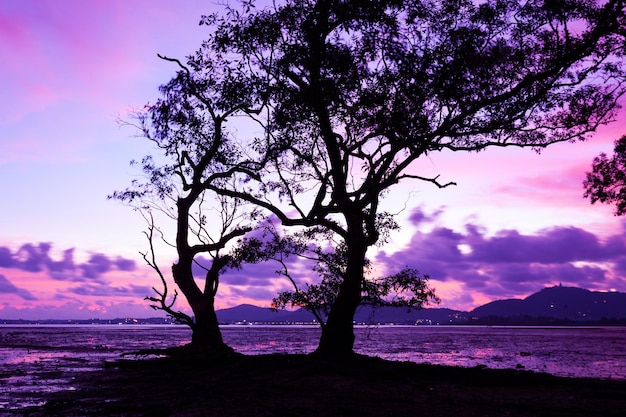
[123,0,625,356]
[584,135,626,215]
[197,0,626,355]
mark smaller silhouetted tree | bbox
[272,259,440,329]
[584,135,626,215]
[236,225,439,328]
[110,51,263,351]
[200,0,626,356]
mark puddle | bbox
[0,347,114,411]
[0,325,189,412]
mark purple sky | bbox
[1,0,625,319]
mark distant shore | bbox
[14,349,626,417]
[3,318,626,326]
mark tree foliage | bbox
[584,135,626,215]
[200,0,626,354]
[116,0,626,354]
[233,224,439,326]
[272,256,441,327]
[109,49,264,348]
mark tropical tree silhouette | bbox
[118,0,625,355]
[201,0,626,355]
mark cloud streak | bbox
[67,283,152,298]
[376,208,626,307]
[0,274,37,300]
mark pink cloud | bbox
[0,299,156,320]
[0,274,37,300]
[0,0,212,128]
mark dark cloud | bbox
[14,243,52,272]
[0,243,136,281]
[377,220,626,302]
[0,247,13,267]
[48,249,75,273]
[115,257,136,271]
[408,206,445,226]
[222,261,288,286]
[0,274,37,300]
[613,256,626,275]
[80,253,113,278]
[465,227,621,264]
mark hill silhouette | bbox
[2,286,625,325]
[215,304,467,325]
[470,285,626,323]
[215,286,626,325]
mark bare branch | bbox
[141,213,195,328]
[396,174,457,189]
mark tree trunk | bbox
[172,261,230,353]
[315,233,367,356]
[190,298,231,352]
[316,290,359,356]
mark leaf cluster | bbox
[270,236,439,326]
[200,0,626,247]
[584,135,626,215]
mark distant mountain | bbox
[3,286,625,325]
[215,286,626,325]
[216,304,469,325]
[470,286,626,323]
[353,306,467,325]
[216,304,305,323]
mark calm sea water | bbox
[1,325,625,410]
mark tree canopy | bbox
[117,0,625,355]
[110,50,263,348]
[202,0,626,354]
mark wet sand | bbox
[6,346,626,417]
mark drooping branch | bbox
[141,213,195,328]
[270,252,327,327]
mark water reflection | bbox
[1,325,625,411]
[353,326,626,380]
[0,325,189,411]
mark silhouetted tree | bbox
[122,0,625,356]
[238,222,439,327]
[271,243,440,327]
[198,0,626,355]
[584,135,626,215]
[110,51,263,351]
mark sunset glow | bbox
[1,0,625,320]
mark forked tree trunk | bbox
[172,261,230,353]
[315,234,367,356]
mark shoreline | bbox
[6,349,626,417]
